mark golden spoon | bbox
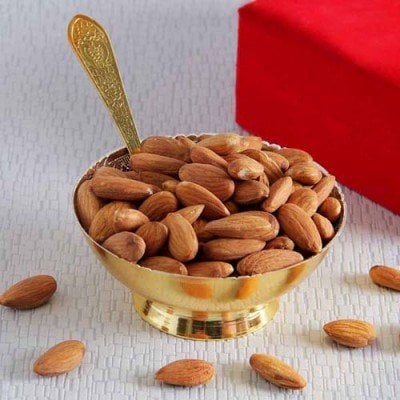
[68,14,141,153]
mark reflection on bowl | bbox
[73,138,346,340]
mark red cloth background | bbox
[236,0,400,214]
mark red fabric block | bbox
[236,0,400,214]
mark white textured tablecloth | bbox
[1,1,399,399]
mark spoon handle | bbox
[68,15,141,153]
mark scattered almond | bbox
[0,275,57,310]
[250,353,306,390]
[369,265,400,291]
[323,319,377,348]
[33,340,85,376]
[155,359,214,386]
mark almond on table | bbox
[369,265,400,291]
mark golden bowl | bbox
[73,138,346,340]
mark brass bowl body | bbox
[73,138,346,340]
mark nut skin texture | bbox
[265,236,295,250]
[312,175,336,206]
[312,213,335,241]
[139,256,188,275]
[276,147,313,165]
[250,354,306,390]
[130,153,186,175]
[163,213,198,262]
[33,340,85,377]
[369,265,400,291]
[241,149,283,183]
[278,204,322,254]
[190,146,228,169]
[237,249,304,275]
[287,188,319,216]
[202,239,266,261]
[102,232,146,263]
[323,319,377,348]
[139,191,179,221]
[0,275,57,310]
[286,162,322,185]
[136,222,169,257]
[186,261,234,277]
[262,176,292,213]
[318,197,342,222]
[197,133,243,155]
[113,209,149,232]
[76,180,104,230]
[227,155,264,180]
[155,359,214,386]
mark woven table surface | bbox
[0,1,399,399]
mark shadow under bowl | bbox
[73,138,346,340]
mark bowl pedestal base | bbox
[132,293,279,340]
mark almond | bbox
[263,151,290,171]
[276,147,313,165]
[238,211,280,240]
[140,136,190,161]
[175,136,197,155]
[287,188,318,216]
[241,149,283,183]
[224,201,239,214]
[242,135,263,150]
[0,275,57,310]
[204,213,274,240]
[186,261,234,277]
[139,256,188,274]
[76,180,104,230]
[291,181,304,193]
[179,163,235,201]
[136,222,169,257]
[250,354,306,390]
[286,162,322,185]
[190,146,228,169]
[123,170,141,180]
[237,249,303,275]
[138,171,178,188]
[175,182,230,219]
[93,166,126,179]
[103,232,146,263]
[193,218,215,241]
[312,175,336,206]
[227,155,264,180]
[89,201,131,243]
[91,175,154,201]
[33,340,85,377]
[155,359,214,386]
[202,239,265,261]
[257,172,269,185]
[278,204,322,253]
[265,236,295,250]
[163,213,198,262]
[113,209,149,232]
[139,191,179,221]
[197,133,213,141]
[197,133,243,155]
[233,180,269,205]
[312,213,335,241]
[261,176,292,212]
[175,205,205,224]
[318,197,342,222]
[323,319,377,348]
[130,153,186,175]
[162,179,179,193]
[369,265,400,291]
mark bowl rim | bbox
[72,135,346,281]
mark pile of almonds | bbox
[76,133,342,276]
